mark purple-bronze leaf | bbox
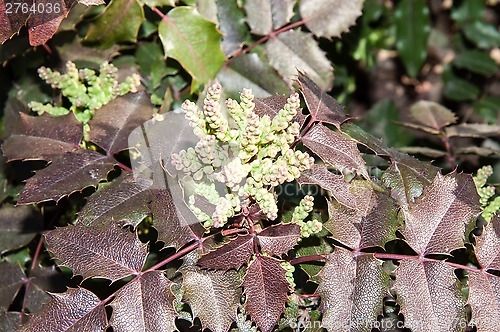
[0,205,42,254]
[402,172,481,255]
[325,180,397,250]
[243,255,289,332]
[302,124,369,178]
[78,173,152,227]
[474,215,500,270]
[256,223,301,257]
[198,234,254,270]
[2,112,81,161]
[297,164,357,210]
[89,91,154,155]
[254,95,307,127]
[182,263,241,332]
[0,261,25,311]
[393,259,466,332]
[109,271,177,332]
[296,71,346,128]
[19,288,107,332]
[317,249,389,332]
[409,100,457,130]
[17,150,115,205]
[44,222,147,281]
[24,264,69,314]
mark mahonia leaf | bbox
[257,223,301,257]
[445,123,500,138]
[0,312,23,332]
[0,0,104,46]
[158,6,226,88]
[302,124,369,178]
[88,92,154,155]
[78,172,152,227]
[0,261,25,311]
[244,0,295,35]
[243,254,289,332]
[296,72,346,129]
[20,288,107,332]
[0,205,42,253]
[182,262,241,332]
[468,216,500,330]
[24,264,69,314]
[2,113,82,161]
[297,164,356,210]
[17,150,115,205]
[266,30,333,91]
[44,222,147,281]
[85,0,144,49]
[317,249,389,332]
[393,259,466,332]
[409,101,457,130]
[299,0,363,38]
[325,180,397,250]
[254,95,307,127]
[109,271,177,332]
[198,234,254,270]
[402,172,481,255]
[216,0,249,56]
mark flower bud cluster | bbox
[289,196,322,238]
[242,185,278,220]
[203,83,232,142]
[280,261,296,289]
[474,165,500,222]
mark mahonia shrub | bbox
[1,68,499,332]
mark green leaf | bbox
[473,96,500,123]
[265,30,333,91]
[85,0,145,49]
[299,0,364,38]
[243,0,295,35]
[463,21,500,49]
[136,42,175,89]
[158,6,226,89]
[394,0,430,77]
[217,0,249,56]
[451,0,485,25]
[444,75,480,101]
[453,50,498,76]
[294,231,332,277]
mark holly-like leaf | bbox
[393,259,466,332]
[243,255,289,332]
[257,223,301,257]
[0,261,25,311]
[244,0,295,35]
[302,124,369,178]
[474,215,500,270]
[296,72,346,129]
[88,91,154,155]
[0,0,104,46]
[299,0,363,38]
[17,150,115,205]
[109,271,177,332]
[402,172,481,255]
[445,123,500,138]
[2,113,82,161]
[0,205,42,254]
[44,222,147,281]
[182,263,241,332]
[266,30,333,91]
[317,249,389,332]
[409,101,457,130]
[198,234,254,270]
[85,0,144,49]
[158,6,226,88]
[19,288,107,332]
[325,180,397,250]
[297,164,356,210]
[78,173,152,227]
[216,0,249,56]
[23,264,69,314]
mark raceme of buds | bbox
[473,165,500,221]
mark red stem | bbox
[289,254,328,265]
[116,161,133,172]
[221,228,248,237]
[144,240,201,273]
[441,136,456,169]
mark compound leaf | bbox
[44,222,147,281]
[317,249,388,332]
[85,0,144,49]
[109,271,177,332]
[78,172,152,227]
[325,180,397,250]
[297,164,356,210]
[158,6,226,89]
[88,91,154,155]
[257,223,301,257]
[402,172,481,255]
[198,234,254,270]
[20,288,107,332]
[17,150,115,205]
[2,112,82,161]
[302,124,369,178]
[0,261,25,311]
[243,255,289,332]
[0,205,42,254]
[393,259,466,332]
[299,0,363,38]
[266,30,333,91]
[182,263,241,332]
